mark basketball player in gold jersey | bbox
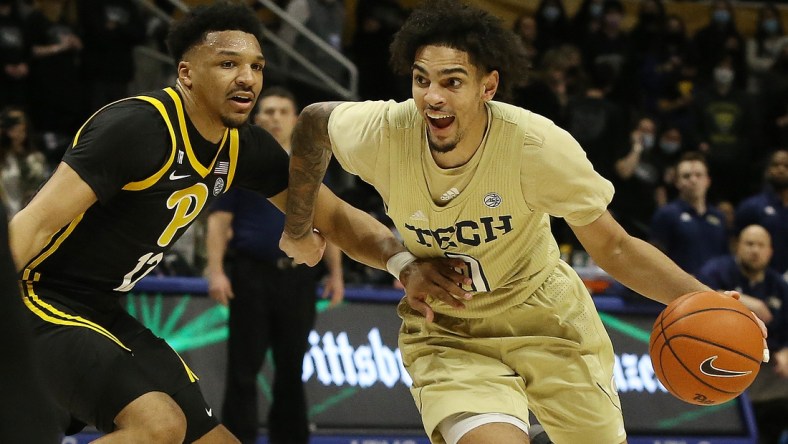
[279,1,769,443]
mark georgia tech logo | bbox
[699,356,752,378]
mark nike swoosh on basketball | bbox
[169,171,190,180]
[205,408,212,417]
[699,356,752,378]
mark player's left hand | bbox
[280,230,326,266]
[724,290,769,362]
[401,257,473,323]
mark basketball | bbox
[649,290,762,405]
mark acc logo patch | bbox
[484,192,502,208]
[213,177,225,196]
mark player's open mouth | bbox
[425,112,455,131]
[229,94,255,111]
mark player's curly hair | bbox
[166,2,264,62]
[389,0,530,101]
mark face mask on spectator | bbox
[714,67,734,87]
[642,133,655,150]
[713,9,731,25]
[660,140,681,155]
[542,6,561,22]
[762,18,779,35]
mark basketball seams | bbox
[664,334,762,364]
[660,307,760,332]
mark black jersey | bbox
[22,87,289,304]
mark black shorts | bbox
[21,283,219,441]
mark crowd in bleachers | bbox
[1,0,788,285]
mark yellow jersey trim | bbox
[122,96,178,191]
[226,129,239,189]
[26,213,85,272]
[22,282,131,351]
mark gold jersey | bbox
[329,99,613,317]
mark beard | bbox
[221,113,249,129]
[428,138,458,153]
[739,260,760,276]
[426,130,458,154]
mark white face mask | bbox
[660,140,680,154]
[641,133,655,150]
[714,67,734,86]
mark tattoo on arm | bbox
[285,101,343,238]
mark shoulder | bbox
[491,102,574,152]
[331,99,417,127]
[655,201,682,217]
[79,98,168,141]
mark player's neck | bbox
[176,82,227,144]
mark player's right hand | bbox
[208,271,234,306]
[279,230,326,267]
[400,257,473,323]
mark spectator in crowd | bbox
[745,2,786,95]
[279,0,346,86]
[628,0,665,56]
[512,13,539,67]
[513,44,581,124]
[611,116,661,239]
[351,0,410,101]
[569,0,605,45]
[735,149,788,278]
[533,0,571,59]
[0,0,30,109]
[696,224,788,444]
[24,0,84,166]
[206,87,344,444]
[579,0,631,107]
[654,124,687,204]
[564,60,628,181]
[760,40,788,149]
[77,0,146,111]
[692,0,747,90]
[654,14,697,134]
[691,55,757,204]
[0,107,48,217]
[650,152,729,275]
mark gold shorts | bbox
[398,261,627,444]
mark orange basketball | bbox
[649,290,763,405]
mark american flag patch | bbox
[214,161,229,175]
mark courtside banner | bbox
[120,279,756,440]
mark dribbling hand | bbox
[279,230,326,267]
[401,257,473,323]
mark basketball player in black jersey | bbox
[8,3,470,443]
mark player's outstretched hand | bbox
[279,230,326,267]
[400,257,473,323]
[724,290,770,362]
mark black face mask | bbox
[0,115,21,131]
